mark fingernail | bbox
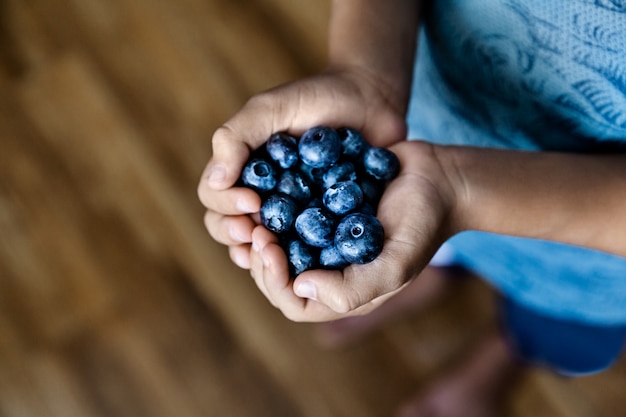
[295,282,317,300]
[207,164,226,187]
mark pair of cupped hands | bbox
[198,68,459,322]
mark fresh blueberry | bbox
[240,126,390,273]
[298,126,341,169]
[295,207,336,248]
[322,161,357,190]
[298,162,326,196]
[335,213,384,264]
[337,127,369,160]
[266,132,299,169]
[260,193,298,234]
[322,181,364,216]
[307,197,323,209]
[298,162,326,184]
[363,147,400,181]
[276,171,312,205]
[359,177,385,205]
[286,238,316,276]
[319,245,349,270]
[359,202,377,216]
[241,158,277,193]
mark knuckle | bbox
[211,125,236,149]
[328,286,359,314]
[335,264,405,314]
[244,91,291,135]
[197,180,216,208]
[245,91,275,111]
[203,211,223,241]
[330,297,353,314]
[203,210,213,231]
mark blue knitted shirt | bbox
[406,0,626,324]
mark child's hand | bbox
[198,67,408,271]
[236,140,456,322]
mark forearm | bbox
[440,145,626,257]
[327,0,422,113]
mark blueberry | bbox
[298,126,341,169]
[260,194,298,234]
[298,162,326,196]
[322,161,357,190]
[266,132,299,169]
[286,238,316,276]
[307,197,323,209]
[359,177,385,205]
[359,202,377,216]
[337,127,369,160]
[335,213,384,264]
[241,158,277,193]
[322,181,364,216]
[276,171,312,205]
[238,126,390,274]
[298,162,326,185]
[319,245,349,270]
[295,207,336,248]
[363,147,400,181]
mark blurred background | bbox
[0,0,624,416]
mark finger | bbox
[249,226,344,322]
[198,182,261,215]
[198,89,304,215]
[201,127,253,192]
[292,259,404,315]
[259,241,309,317]
[204,211,256,246]
[229,244,251,269]
[359,105,408,148]
[249,226,274,306]
[318,69,407,147]
[201,92,295,192]
[260,250,355,322]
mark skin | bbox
[198,0,626,323]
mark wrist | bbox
[326,0,421,114]
[323,63,409,116]
[430,144,472,238]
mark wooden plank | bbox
[10,52,332,415]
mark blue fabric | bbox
[406,0,626,325]
[501,297,626,375]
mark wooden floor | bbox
[1,1,625,416]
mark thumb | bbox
[204,95,279,190]
[203,84,317,191]
[204,125,253,190]
[293,250,411,314]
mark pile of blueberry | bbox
[240,126,400,276]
